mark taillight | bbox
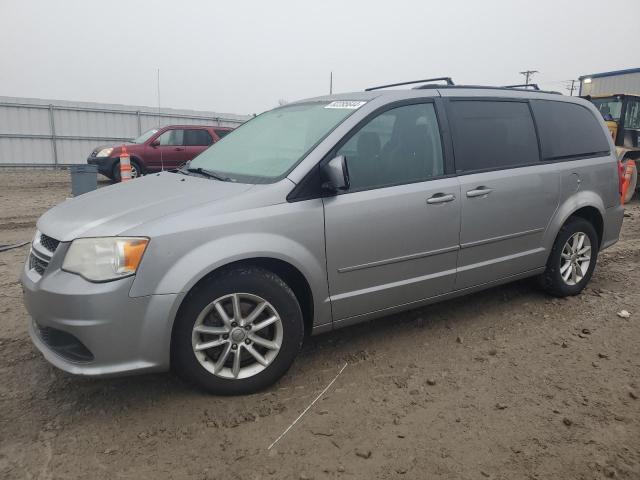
[618,160,625,199]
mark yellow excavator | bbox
[586,94,639,203]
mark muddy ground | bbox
[0,169,638,480]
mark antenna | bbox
[157,67,164,171]
[330,71,333,94]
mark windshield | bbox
[132,128,159,144]
[591,97,623,121]
[188,102,361,183]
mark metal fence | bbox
[0,96,251,167]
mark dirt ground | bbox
[0,169,638,480]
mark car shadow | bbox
[36,277,547,422]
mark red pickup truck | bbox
[87,125,234,181]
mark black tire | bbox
[171,267,304,395]
[538,216,599,297]
[112,158,142,182]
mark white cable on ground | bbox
[267,362,348,451]
[0,241,30,253]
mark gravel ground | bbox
[0,170,639,480]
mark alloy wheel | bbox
[191,293,283,379]
[559,232,591,286]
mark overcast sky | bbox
[1,0,638,115]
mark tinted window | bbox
[214,129,231,138]
[184,129,213,146]
[530,100,610,160]
[336,103,444,191]
[156,129,184,146]
[448,100,539,172]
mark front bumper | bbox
[87,156,118,178]
[21,242,182,377]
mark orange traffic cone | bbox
[620,159,636,205]
[120,145,132,182]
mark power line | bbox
[564,79,579,96]
[519,70,539,86]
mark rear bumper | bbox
[87,157,117,178]
[21,249,182,377]
[602,204,624,250]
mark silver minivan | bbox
[22,82,625,394]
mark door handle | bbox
[427,193,456,204]
[174,147,184,151]
[466,187,493,198]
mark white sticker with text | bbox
[324,101,367,109]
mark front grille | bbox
[36,324,94,363]
[29,254,48,275]
[28,232,60,277]
[39,234,60,254]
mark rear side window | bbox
[530,100,610,160]
[448,100,539,172]
[214,129,231,138]
[184,129,213,146]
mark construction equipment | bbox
[580,68,640,202]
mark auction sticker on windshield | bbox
[324,101,367,109]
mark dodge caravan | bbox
[22,81,625,394]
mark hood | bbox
[37,172,254,241]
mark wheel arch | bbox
[129,155,144,172]
[171,257,316,342]
[569,206,604,248]
[546,193,605,256]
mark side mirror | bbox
[150,140,160,147]
[322,155,350,192]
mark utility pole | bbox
[565,79,578,96]
[156,68,162,115]
[519,70,539,85]
[329,71,333,95]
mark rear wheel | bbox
[539,217,598,297]
[171,267,304,395]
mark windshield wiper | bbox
[185,167,233,182]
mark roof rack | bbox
[502,83,540,90]
[365,77,454,91]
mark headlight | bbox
[96,147,114,158]
[62,237,149,282]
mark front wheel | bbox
[112,159,142,182]
[538,217,598,297]
[171,267,304,395]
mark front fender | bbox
[130,228,332,332]
[155,233,324,296]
